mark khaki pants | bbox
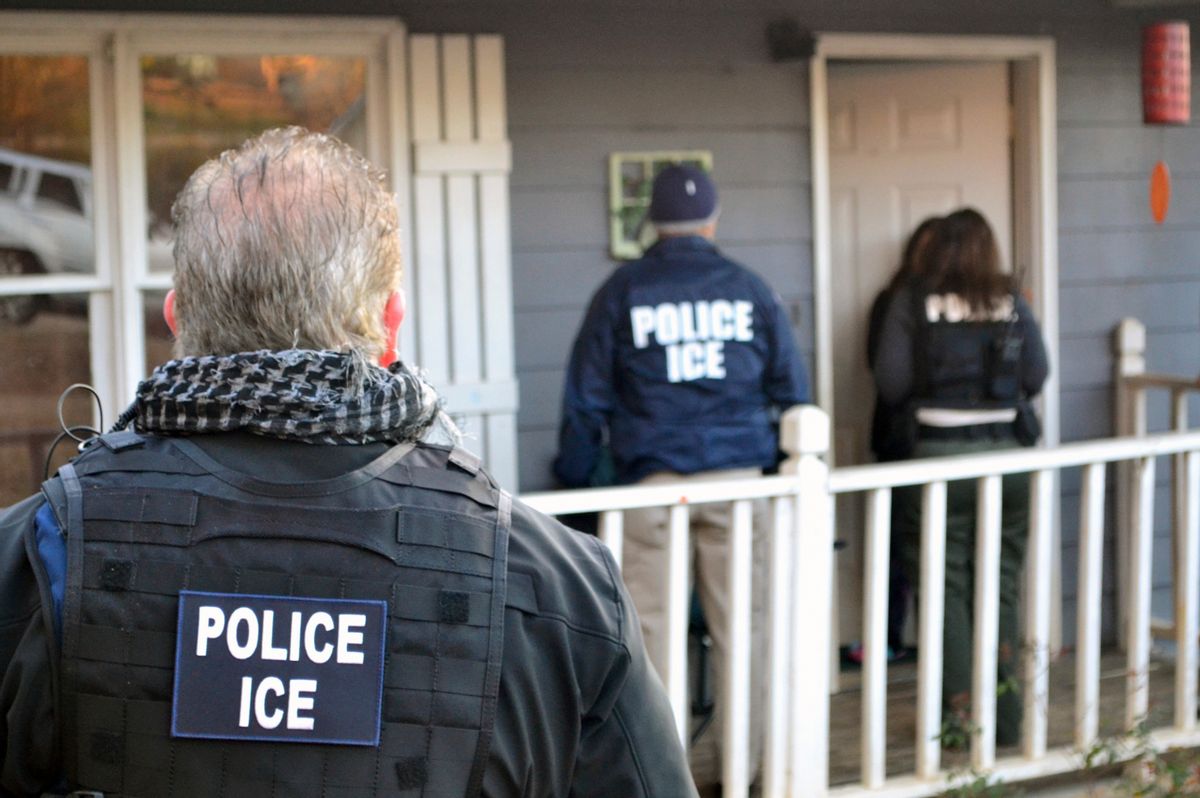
[622,469,768,788]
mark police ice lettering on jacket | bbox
[172,591,388,745]
[193,603,366,731]
[924,292,1015,323]
[629,299,754,382]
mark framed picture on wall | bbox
[608,150,713,260]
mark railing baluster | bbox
[1075,462,1106,749]
[667,503,690,746]
[788,405,832,798]
[1175,451,1200,730]
[763,496,792,797]
[723,500,753,798]
[1114,319,1147,653]
[916,480,947,780]
[972,474,1002,770]
[1168,390,1188,641]
[862,487,892,788]
[1024,469,1055,759]
[598,510,623,570]
[1127,456,1156,729]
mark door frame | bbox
[809,33,1059,451]
[809,33,1063,652]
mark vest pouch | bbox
[987,333,1023,401]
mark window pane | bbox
[0,55,95,281]
[142,55,366,273]
[0,293,91,506]
[37,171,84,212]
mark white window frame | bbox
[0,12,412,415]
[0,27,120,416]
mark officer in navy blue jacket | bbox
[554,165,809,488]
[553,165,809,787]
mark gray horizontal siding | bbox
[511,128,811,190]
[509,66,809,130]
[399,0,1200,647]
[1060,228,1200,283]
[501,8,816,491]
[511,185,811,252]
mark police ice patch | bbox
[171,591,387,745]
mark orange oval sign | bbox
[1150,160,1171,224]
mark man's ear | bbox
[380,289,406,367]
[163,289,178,336]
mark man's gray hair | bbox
[652,208,721,237]
[171,126,401,359]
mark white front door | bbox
[828,60,1012,643]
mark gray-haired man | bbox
[0,127,695,797]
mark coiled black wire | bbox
[43,383,104,479]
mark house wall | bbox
[12,0,1200,643]
[395,0,1200,645]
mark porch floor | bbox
[827,648,1179,786]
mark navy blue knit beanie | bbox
[648,164,718,227]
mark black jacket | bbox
[0,433,696,798]
[873,284,1049,410]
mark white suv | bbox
[0,147,172,324]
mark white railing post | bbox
[916,480,947,780]
[723,499,754,798]
[1127,455,1156,729]
[1075,463,1106,749]
[763,496,794,798]
[1175,451,1200,730]
[862,486,892,788]
[784,406,833,798]
[972,475,1003,770]
[599,510,624,570]
[1166,389,1189,641]
[1114,318,1146,651]
[1024,469,1055,760]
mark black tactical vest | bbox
[915,289,1024,407]
[43,431,510,798]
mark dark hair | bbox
[921,207,1012,311]
[887,216,942,292]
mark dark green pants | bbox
[894,436,1030,747]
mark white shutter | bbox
[408,34,519,489]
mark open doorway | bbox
[808,35,1060,650]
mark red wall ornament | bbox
[1150,160,1171,224]
[1143,22,1191,125]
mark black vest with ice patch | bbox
[915,289,1024,408]
[43,431,510,798]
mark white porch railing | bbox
[522,406,833,798]
[1115,316,1200,648]
[521,404,1200,796]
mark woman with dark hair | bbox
[866,216,942,660]
[872,207,1049,747]
[868,216,943,462]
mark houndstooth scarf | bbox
[113,349,458,445]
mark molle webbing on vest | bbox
[50,435,510,798]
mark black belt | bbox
[918,421,1014,441]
